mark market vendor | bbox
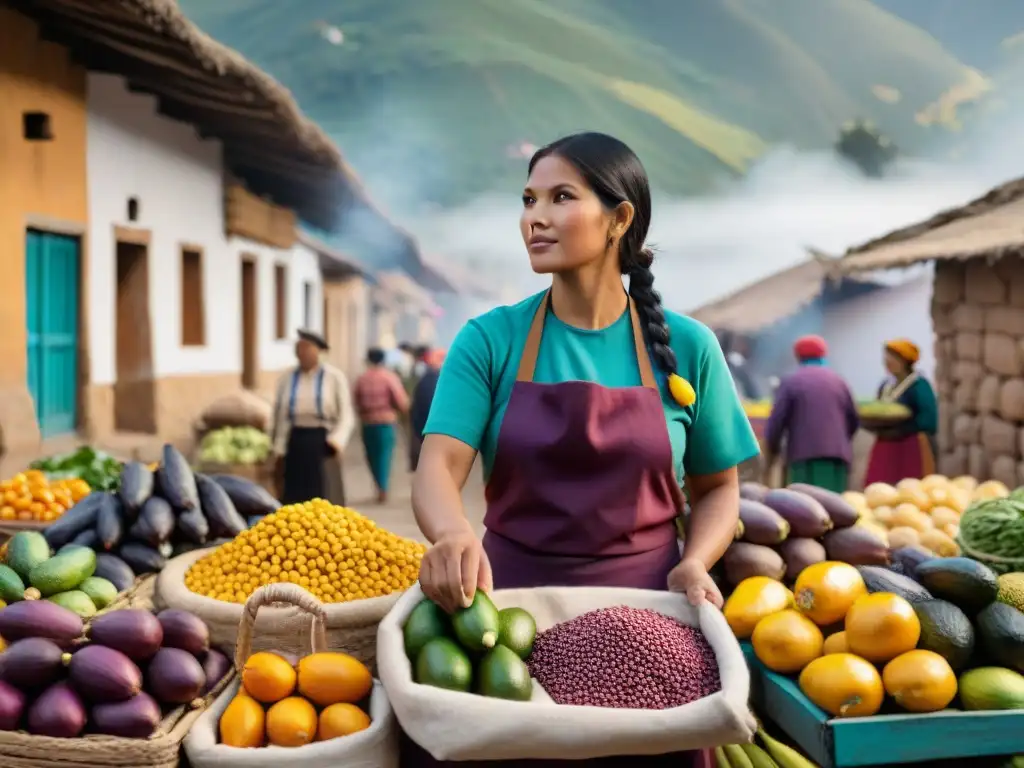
[864,338,938,486]
[410,132,759,768]
[763,335,859,492]
[270,329,353,506]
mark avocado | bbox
[497,607,537,660]
[998,573,1024,612]
[415,637,473,692]
[0,564,26,604]
[403,598,451,662]
[914,557,999,615]
[47,589,97,618]
[28,546,96,597]
[959,666,1024,711]
[478,644,533,701]
[913,599,975,671]
[857,565,933,603]
[5,531,51,581]
[976,602,1024,673]
[78,576,118,609]
[451,590,500,652]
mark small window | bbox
[274,264,287,340]
[303,281,314,329]
[180,248,205,346]
[127,197,140,222]
[23,111,52,141]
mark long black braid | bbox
[623,247,678,378]
[529,132,678,379]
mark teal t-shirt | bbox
[424,291,760,482]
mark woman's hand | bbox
[668,557,724,608]
[419,528,493,614]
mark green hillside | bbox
[179,0,988,209]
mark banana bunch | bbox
[715,729,820,768]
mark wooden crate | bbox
[743,643,1024,766]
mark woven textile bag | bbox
[377,584,755,761]
[184,583,397,768]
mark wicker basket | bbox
[0,626,234,768]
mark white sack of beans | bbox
[377,585,755,761]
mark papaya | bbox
[823,631,849,655]
[219,692,265,748]
[845,593,921,663]
[318,702,371,741]
[296,652,372,706]
[241,652,296,704]
[882,649,957,713]
[793,562,867,626]
[723,577,793,639]
[750,610,823,674]
[266,696,317,747]
[798,653,884,717]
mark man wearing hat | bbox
[269,329,354,505]
[763,334,859,493]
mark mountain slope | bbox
[180,0,979,209]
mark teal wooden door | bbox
[25,230,80,437]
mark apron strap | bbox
[515,290,658,389]
[288,367,327,423]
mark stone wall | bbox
[933,255,1024,485]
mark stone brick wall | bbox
[933,255,1024,485]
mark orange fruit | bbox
[845,593,921,663]
[794,562,867,626]
[822,631,849,655]
[241,652,297,703]
[219,692,265,748]
[799,653,884,717]
[751,609,823,674]
[318,702,371,741]
[266,697,317,748]
[297,652,372,706]
[882,650,958,713]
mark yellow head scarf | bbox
[885,338,920,364]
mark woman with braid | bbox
[409,132,758,768]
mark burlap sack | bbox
[198,391,273,431]
[377,585,755,761]
[184,584,397,768]
[156,549,401,668]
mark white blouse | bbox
[271,363,355,457]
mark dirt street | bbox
[342,434,486,543]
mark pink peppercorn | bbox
[527,605,721,709]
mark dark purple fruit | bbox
[156,609,210,657]
[27,681,86,737]
[0,600,83,646]
[0,680,26,730]
[146,647,206,705]
[0,637,69,691]
[67,645,143,703]
[87,609,164,661]
[91,692,161,738]
[200,649,231,694]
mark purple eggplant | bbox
[0,680,26,731]
[739,481,769,502]
[67,645,142,703]
[0,638,69,691]
[157,609,210,657]
[147,647,206,705]
[0,600,84,646]
[87,609,164,661]
[27,681,86,737]
[738,499,790,545]
[200,649,231,694]
[787,483,860,528]
[763,488,833,538]
[91,692,162,738]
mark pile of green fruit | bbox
[198,427,271,466]
[403,591,538,701]
[0,531,121,618]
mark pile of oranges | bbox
[0,470,91,523]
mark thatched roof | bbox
[833,176,1024,275]
[297,232,370,280]
[690,257,833,334]
[7,0,376,232]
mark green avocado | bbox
[497,607,537,660]
[478,644,533,701]
[976,602,1024,673]
[6,531,51,581]
[451,590,499,652]
[415,637,473,692]
[403,598,451,662]
[914,557,999,615]
[0,564,26,604]
[913,599,975,672]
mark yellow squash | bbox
[723,577,794,639]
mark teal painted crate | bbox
[742,643,1024,766]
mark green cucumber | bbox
[47,590,97,618]
[29,546,96,597]
[78,576,118,609]
[0,564,27,603]
[6,531,51,580]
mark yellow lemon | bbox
[668,373,696,407]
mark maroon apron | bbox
[402,293,711,768]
